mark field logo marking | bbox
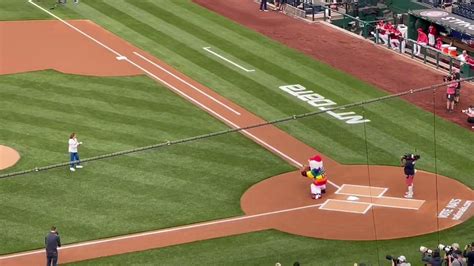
[280,84,371,124]
[203,47,255,72]
[28,0,315,172]
[438,199,472,220]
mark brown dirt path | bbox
[0,20,472,265]
[193,0,474,130]
[0,145,20,170]
[0,21,141,76]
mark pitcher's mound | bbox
[0,145,20,170]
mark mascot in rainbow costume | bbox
[300,155,328,199]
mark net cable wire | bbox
[0,78,470,179]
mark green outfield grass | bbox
[0,0,472,265]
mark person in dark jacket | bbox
[422,249,444,266]
[45,226,61,266]
[464,243,474,266]
[401,153,420,198]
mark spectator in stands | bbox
[435,37,443,50]
[259,0,268,11]
[462,105,474,129]
[463,242,474,266]
[414,28,428,56]
[428,24,437,46]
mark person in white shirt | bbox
[457,50,468,63]
[68,133,83,172]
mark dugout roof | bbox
[409,9,474,37]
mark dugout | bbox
[408,9,474,52]
[408,9,474,76]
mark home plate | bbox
[116,56,127,60]
[347,196,360,201]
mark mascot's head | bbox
[308,155,323,170]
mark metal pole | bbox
[436,52,440,69]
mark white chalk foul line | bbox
[27,0,305,168]
[133,51,241,116]
[203,47,255,72]
[28,0,123,58]
[125,57,304,169]
[28,0,343,217]
[0,202,322,260]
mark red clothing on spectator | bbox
[466,55,474,65]
[428,25,437,36]
[392,29,401,40]
[447,83,456,95]
[435,38,443,50]
[377,23,386,34]
[417,30,428,43]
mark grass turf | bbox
[0,0,472,265]
[0,71,292,254]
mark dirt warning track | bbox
[0,17,472,266]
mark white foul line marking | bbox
[28,0,123,58]
[203,47,255,72]
[27,0,306,169]
[116,56,127,61]
[0,202,322,260]
[27,0,343,213]
[133,51,241,116]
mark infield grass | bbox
[0,71,292,253]
[0,0,472,265]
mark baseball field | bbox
[0,0,473,265]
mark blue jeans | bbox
[46,253,58,266]
[70,152,80,168]
[260,0,267,10]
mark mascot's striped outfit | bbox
[301,155,328,199]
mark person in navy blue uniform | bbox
[401,153,420,198]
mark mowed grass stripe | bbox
[177,0,385,99]
[0,75,197,123]
[82,1,301,115]
[119,0,302,93]
[80,0,418,163]
[159,0,384,102]
[1,73,217,132]
[0,93,181,141]
[124,0,361,103]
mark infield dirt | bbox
[0,17,472,265]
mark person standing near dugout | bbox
[401,153,420,198]
[68,132,83,172]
